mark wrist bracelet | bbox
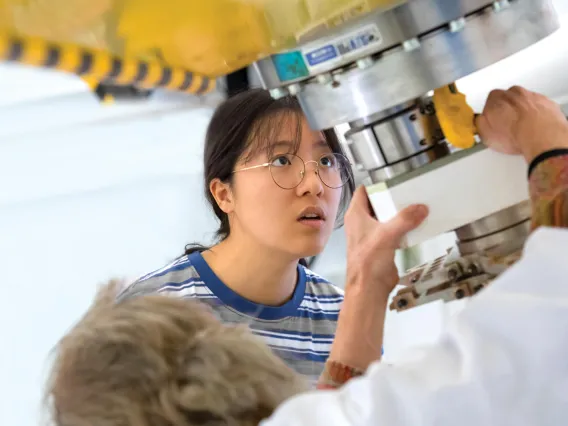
[320,360,365,387]
[528,149,568,178]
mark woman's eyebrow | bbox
[271,141,295,150]
[313,140,329,148]
[268,140,329,153]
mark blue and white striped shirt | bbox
[118,252,344,385]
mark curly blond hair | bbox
[45,281,307,426]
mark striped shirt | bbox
[117,251,344,386]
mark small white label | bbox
[302,24,382,72]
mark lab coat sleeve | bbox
[262,228,568,426]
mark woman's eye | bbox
[271,155,291,167]
[320,155,336,168]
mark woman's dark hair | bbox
[184,88,355,261]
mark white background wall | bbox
[1,2,568,423]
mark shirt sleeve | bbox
[529,154,568,229]
[262,228,568,426]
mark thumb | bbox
[475,114,491,141]
[349,185,373,215]
[381,204,429,247]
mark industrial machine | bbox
[252,0,559,312]
[0,0,561,312]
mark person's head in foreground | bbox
[46,281,307,426]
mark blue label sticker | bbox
[271,51,310,82]
[304,45,338,67]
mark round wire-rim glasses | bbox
[233,153,352,190]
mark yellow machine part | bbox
[433,83,477,150]
[0,0,404,82]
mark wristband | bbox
[319,360,364,388]
[528,149,568,178]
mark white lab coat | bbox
[262,228,568,426]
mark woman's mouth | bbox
[297,213,325,229]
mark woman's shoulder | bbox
[300,265,345,299]
[117,254,202,301]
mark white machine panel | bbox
[367,146,530,248]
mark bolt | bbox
[402,38,421,52]
[316,73,333,85]
[397,298,408,308]
[448,268,459,281]
[287,83,303,96]
[423,103,436,116]
[409,113,417,122]
[492,0,510,12]
[269,88,288,99]
[411,274,419,283]
[455,289,466,299]
[449,18,466,33]
[356,57,374,70]
[467,264,479,275]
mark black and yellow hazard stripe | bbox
[0,34,215,95]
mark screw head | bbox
[402,38,421,52]
[397,298,408,308]
[316,73,333,85]
[493,0,510,12]
[356,57,374,70]
[455,289,466,299]
[287,83,303,95]
[269,88,288,99]
[449,18,466,33]
[448,268,459,281]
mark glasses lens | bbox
[269,154,305,189]
[317,153,351,189]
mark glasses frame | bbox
[233,153,352,190]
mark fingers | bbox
[379,204,429,247]
[475,89,519,154]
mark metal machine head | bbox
[253,0,559,311]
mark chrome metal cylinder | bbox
[456,201,532,255]
[345,96,449,182]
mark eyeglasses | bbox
[233,153,352,190]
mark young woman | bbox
[119,88,357,385]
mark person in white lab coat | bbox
[261,87,568,425]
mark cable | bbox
[0,33,216,95]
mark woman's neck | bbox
[201,236,299,307]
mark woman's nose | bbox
[298,161,323,195]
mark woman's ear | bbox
[209,178,235,214]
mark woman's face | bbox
[229,115,344,259]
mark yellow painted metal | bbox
[434,83,477,150]
[0,0,405,80]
